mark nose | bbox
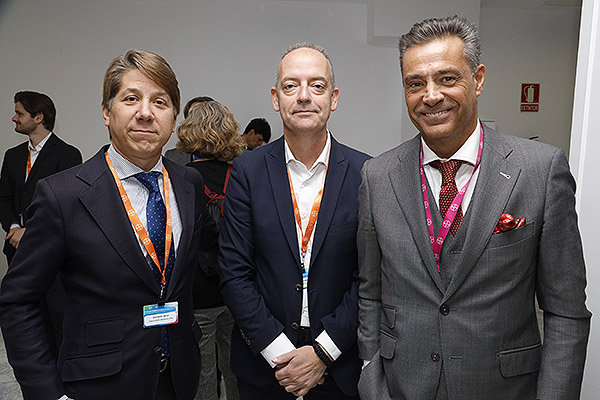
[422,83,443,106]
[11,114,18,123]
[137,100,153,121]
[297,84,311,103]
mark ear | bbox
[271,87,280,112]
[34,112,44,125]
[330,87,340,112]
[102,105,110,127]
[170,114,177,133]
[474,64,485,97]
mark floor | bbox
[0,333,22,400]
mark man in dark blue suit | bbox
[219,43,369,400]
[0,50,216,400]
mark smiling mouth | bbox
[424,110,449,118]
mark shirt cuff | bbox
[260,332,296,368]
[9,223,20,230]
[58,396,69,400]
[315,330,341,361]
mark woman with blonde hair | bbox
[177,100,244,400]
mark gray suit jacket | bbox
[357,125,590,400]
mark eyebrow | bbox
[404,68,462,82]
[121,87,170,99]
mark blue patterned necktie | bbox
[134,171,174,357]
[134,172,167,269]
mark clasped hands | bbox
[273,345,328,397]
[5,227,25,248]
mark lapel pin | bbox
[500,172,510,180]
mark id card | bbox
[143,301,179,328]
[302,270,309,290]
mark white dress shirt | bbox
[107,145,183,259]
[11,132,54,229]
[421,120,482,213]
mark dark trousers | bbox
[237,327,358,400]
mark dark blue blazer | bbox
[0,146,216,400]
[219,136,370,397]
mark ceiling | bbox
[481,0,581,8]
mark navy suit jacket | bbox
[0,133,82,261]
[0,146,216,400]
[219,136,369,397]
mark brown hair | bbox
[176,101,244,162]
[102,49,181,115]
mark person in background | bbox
[165,96,215,165]
[240,118,271,151]
[177,100,244,400]
[0,90,82,357]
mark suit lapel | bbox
[310,137,347,265]
[78,147,160,294]
[389,136,444,293]
[164,160,195,298]
[265,138,301,266]
[442,128,521,300]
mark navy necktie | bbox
[135,172,167,269]
[134,171,174,357]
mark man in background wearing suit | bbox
[357,16,590,400]
[240,117,272,151]
[0,50,216,399]
[0,91,82,355]
[219,43,369,399]
[1,91,82,264]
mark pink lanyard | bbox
[420,126,483,270]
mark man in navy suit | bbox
[0,50,216,400]
[219,43,369,399]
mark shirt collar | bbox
[284,131,331,172]
[421,120,481,166]
[107,144,164,180]
[28,132,53,152]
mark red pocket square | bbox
[493,213,526,234]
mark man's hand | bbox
[273,345,327,397]
[5,227,25,248]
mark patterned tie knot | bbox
[430,160,463,185]
[134,171,162,194]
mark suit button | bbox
[295,283,302,293]
[153,345,162,356]
[291,322,299,330]
[431,352,440,362]
[440,305,450,315]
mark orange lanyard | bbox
[26,151,32,176]
[105,152,173,285]
[286,161,328,269]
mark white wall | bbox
[0,0,405,279]
[570,0,600,397]
[479,6,581,153]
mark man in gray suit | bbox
[357,15,590,400]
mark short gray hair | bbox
[275,42,336,88]
[398,15,481,76]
